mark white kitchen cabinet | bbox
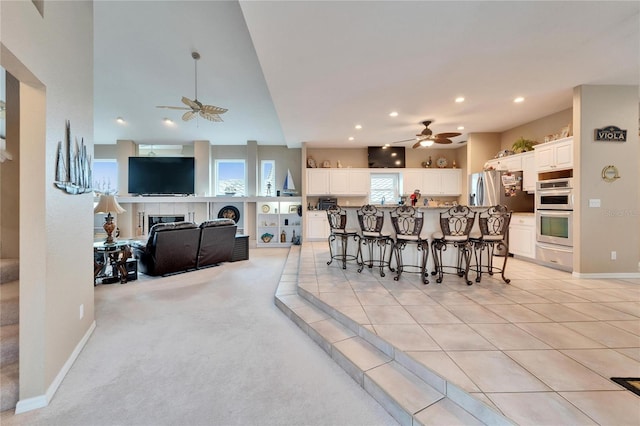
[509,213,536,259]
[521,152,536,192]
[486,155,522,172]
[329,169,370,195]
[348,169,370,195]
[306,211,330,241]
[502,155,523,172]
[308,169,369,196]
[402,170,424,195]
[306,169,330,195]
[438,169,462,195]
[403,168,462,196]
[257,200,302,247]
[535,137,573,172]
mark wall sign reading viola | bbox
[594,125,627,142]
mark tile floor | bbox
[297,242,640,425]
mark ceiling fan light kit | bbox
[156,51,228,123]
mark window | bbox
[369,173,399,205]
[215,159,246,196]
[92,159,118,194]
[261,160,275,196]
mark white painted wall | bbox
[1,0,94,408]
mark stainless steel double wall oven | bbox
[535,178,573,270]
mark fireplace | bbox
[148,215,186,232]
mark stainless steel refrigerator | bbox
[468,170,534,212]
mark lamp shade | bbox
[94,194,126,214]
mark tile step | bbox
[294,285,514,426]
[276,246,513,425]
[275,279,497,424]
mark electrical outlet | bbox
[589,199,601,208]
[79,304,84,320]
[611,251,617,261]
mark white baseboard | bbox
[15,320,96,414]
[572,271,640,279]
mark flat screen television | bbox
[367,146,405,168]
[128,157,195,195]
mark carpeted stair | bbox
[274,248,513,426]
[0,259,19,412]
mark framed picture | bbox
[560,125,571,138]
[288,205,298,213]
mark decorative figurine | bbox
[426,156,432,168]
[410,189,421,207]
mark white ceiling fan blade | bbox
[182,111,197,121]
[201,104,228,115]
[199,110,223,122]
[181,96,200,110]
[156,105,190,110]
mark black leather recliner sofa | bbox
[132,219,237,276]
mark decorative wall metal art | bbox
[54,120,92,194]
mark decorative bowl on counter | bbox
[261,233,274,243]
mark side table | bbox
[94,240,132,284]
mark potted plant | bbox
[511,137,538,153]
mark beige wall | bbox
[573,85,639,275]
[466,132,500,174]
[1,0,94,407]
[500,108,573,151]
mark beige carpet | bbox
[1,248,397,426]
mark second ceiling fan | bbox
[394,120,461,148]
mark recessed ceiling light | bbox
[514,97,525,103]
[348,136,355,141]
[389,111,398,117]
[116,117,125,124]
[355,124,362,130]
[455,97,465,103]
[163,117,173,124]
[457,126,465,130]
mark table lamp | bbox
[94,194,126,244]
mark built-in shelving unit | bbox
[256,198,303,247]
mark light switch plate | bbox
[589,199,601,208]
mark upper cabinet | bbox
[534,137,573,172]
[485,155,522,172]
[306,169,330,195]
[306,168,369,196]
[402,169,462,196]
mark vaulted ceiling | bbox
[93,1,639,149]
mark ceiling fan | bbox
[393,120,461,148]
[156,51,228,122]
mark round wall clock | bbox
[436,157,448,168]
